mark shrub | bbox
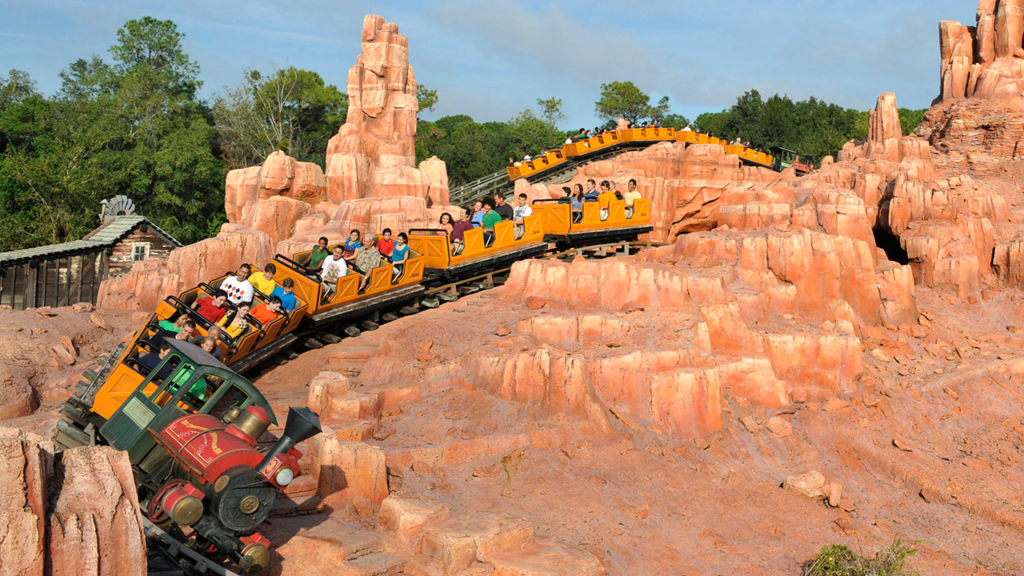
[803,537,919,576]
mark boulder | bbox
[308,436,388,506]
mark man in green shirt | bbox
[307,237,330,273]
[481,200,502,247]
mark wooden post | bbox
[71,254,84,305]
[99,249,109,283]
[25,264,36,310]
[39,260,48,308]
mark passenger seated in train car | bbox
[320,246,349,300]
[508,157,515,167]
[190,325,223,360]
[342,230,362,268]
[218,301,253,339]
[683,124,693,132]
[308,237,331,273]
[355,235,383,293]
[249,262,277,295]
[583,179,600,203]
[250,296,283,326]
[450,206,474,256]
[523,153,532,162]
[493,193,514,221]
[624,179,642,218]
[378,229,395,262]
[571,185,585,223]
[157,315,188,333]
[154,320,196,347]
[480,199,501,247]
[598,181,616,221]
[192,289,229,324]
[138,342,172,377]
[438,213,454,235]
[512,193,532,240]
[271,278,297,313]
[222,264,255,305]
[654,119,663,128]
[391,233,410,282]
[198,337,220,360]
[470,201,485,228]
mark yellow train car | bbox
[563,131,622,158]
[676,130,699,145]
[274,245,426,328]
[618,126,676,144]
[408,215,547,279]
[507,149,568,181]
[530,198,653,245]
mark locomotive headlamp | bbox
[275,467,294,487]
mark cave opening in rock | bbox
[873,226,909,265]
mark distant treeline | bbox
[0,16,927,253]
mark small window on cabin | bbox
[206,384,252,420]
[132,243,150,262]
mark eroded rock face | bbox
[325,16,447,205]
[0,428,49,576]
[225,152,327,228]
[49,446,146,576]
[0,430,144,576]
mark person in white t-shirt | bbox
[221,264,254,305]
[512,193,533,240]
[320,246,348,302]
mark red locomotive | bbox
[58,339,321,573]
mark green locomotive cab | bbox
[770,146,813,175]
[99,339,277,462]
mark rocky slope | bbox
[5,2,1024,574]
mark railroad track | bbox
[145,519,240,576]
[266,240,668,362]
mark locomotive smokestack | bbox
[258,407,321,473]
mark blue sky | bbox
[1,0,977,128]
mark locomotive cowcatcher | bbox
[60,339,321,573]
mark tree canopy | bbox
[595,81,670,125]
[0,17,223,251]
[694,89,927,164]
[213,66,347,170]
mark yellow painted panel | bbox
[532,204,570,236]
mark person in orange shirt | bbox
[598,180,617,221]
[249,296,283,328]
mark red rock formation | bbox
[48,446,146,576]
[920,1,1024,176]
[325,16,447,205]
[224,151,327,226]
[97,224,274,311]
[518,142,779,242]
[0,428,49,576]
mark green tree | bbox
[418,85,438,112]
[0,17,224,250]
[214,66,347,169]
[595,81,662,125]
[898,108,927,136]
[0,70,38,112]
[536,97,566,129]
[661,113,691,130]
